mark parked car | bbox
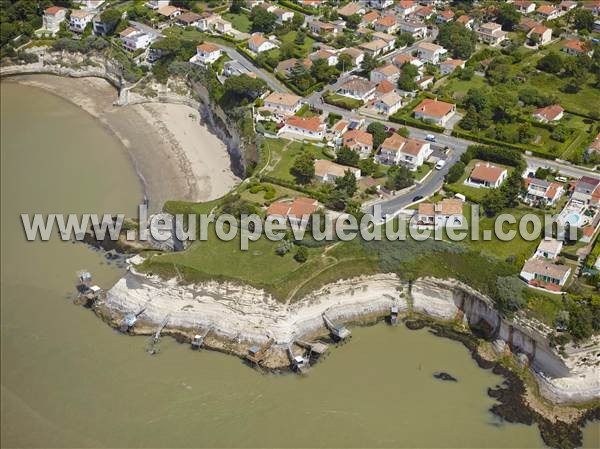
[425,134,436,142]
[413,195,423,202]
[435,160,446,170]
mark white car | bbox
[435,160,446,170]
[425,134,436,142]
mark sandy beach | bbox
[4,75,239,212]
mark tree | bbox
[481,187,507,217]
[446,161,465,183]
[397,71,418,92]
[290,152,315,184]
[289,61,313,91]
[335,170,358,197]
[568,302,593,341]
[230,0,245,13]
[497,3,521,31]
[361,53,380,73]
[396,127,410,137]
[337,52,353,72]
[572,9,594,32]
[336,146,360,167]
[367,122,387,148]
[223,74,268,102]
[291,13,305,30]
[436,21,477,59]
[251,7,277,33]
[385,165,414,190]
[294,246,308,263]
[276,239,293,256]
[537,52,563,74]
[311,58,337,83]
[346,13,361,29]
[358,157,376,176]
[396,32,415,48]
[99,8,122,35]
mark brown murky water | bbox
[1,82,597,448]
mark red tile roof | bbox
[470,163,506,183]
[413,98,455,118]
[285,116,323,132]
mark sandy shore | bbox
[4,75,239,212]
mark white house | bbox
[341,47,364,67]
[527,24,552,46]
[279,116,325,140]
[476,22,508,46]
[197,12,218,31]
[465,162,508,188]
[341,130,373,159]
[534,239,563,261]
[337,77,376,101]
[436,10,455,24]
[273,7,294,24]
[374,15,398,34]
[213,18,233,34]
[412,98,456,127]
[314,159,361,182]
[395,0,418,17]
[375,133,431,170]
[69,9,95,33]
[562,39,592,56]
[248,33,278,53]
[145,0,170,10]
[415,42,447,64]
[531,104,564,123]
[370,64,400,84]
[440,59,465,75]
[370,0,394,10]
[417,199,465,228]
[42,6,67,34]
[398,20,427,39]
[309,49,338,66]
[263,92,303,115]
[359,39,392,56]
[157,5,182,19]
[536,5,560,21]
[523,178,564,206]
[74,0,105,7]
[337,2,365,17]
[309,20,338,35]
[190,43,222,65]
[373,91,403,116]
[520,258,571,292]
[456,15,474,29]
[120,26,156,51]
[513,0,536,14]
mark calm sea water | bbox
[1,81,597,448]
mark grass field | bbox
[528,72,600,117]
[323,93,363,110]
[266,139,330,182]
[222,12,252,33]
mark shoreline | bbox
[1,74,240,213]
[87,264,600,448]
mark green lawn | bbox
[222,12,252,33]
[415,163,433,181]
[529,72,600,117]
[268,141,330,182]
[323,93,363,110]
[279,31,315,57]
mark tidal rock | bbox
[433,371,458,382]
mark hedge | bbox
[388,114,445,133]
[260,175,327,202]
[275,70,324,96]
[277,0,316,15]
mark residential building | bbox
[309,20,338,35]
[341,130,373,158]
[466,162,507,188]
[440,59,465,75]
[375,79,395,96]
[341,47,364,67]
[416,75,434,90]
[374,15,398,33]
[157,5,182,19]
[456,15,474,29]
[273,7,294,23]
[309,49,338,66]
[527,24,552,46]
[372,32,396,48]
[337,77,376,101]
[370,64,400,84]
[398,20,427,39]
[297,0,325,6]
[393,54,424,73]
[414,5,434,20]
[279,116,325,140]
[69,9,95,33]
[415,42,447,64]
[74,0,104,7]
[373,91,403,116]
[361,11,380,26]
[523,178,564,206]
[375,133,431,169]
[314,159,361,182]
[337,2,365,17]
[395,0,418,17]
[562,39,591,56]
[197,12,218,31]
[370,0,394,10]
[417,199,465,228]
[571,176,600,205]
[436,10,455,24]
[120,26,156,51]
[213,18,233,34]
[520,258,571,291]
[248,33,278,53]
[531,104,564,123]
[559,1,578,13]
[586,133,600,155]
[145,0,170,10]
[263,92,303,115]
[536,5,560,21]
[266,197,319,224]
[518,17,540,32]
[534,239,563,261]
[176,12,201,27]
[359,39,393,56]
[42,6,67,34]
[276,58,312,75]
[476,22,507,46]
[412,98,456,126]
[513,0,536,14]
